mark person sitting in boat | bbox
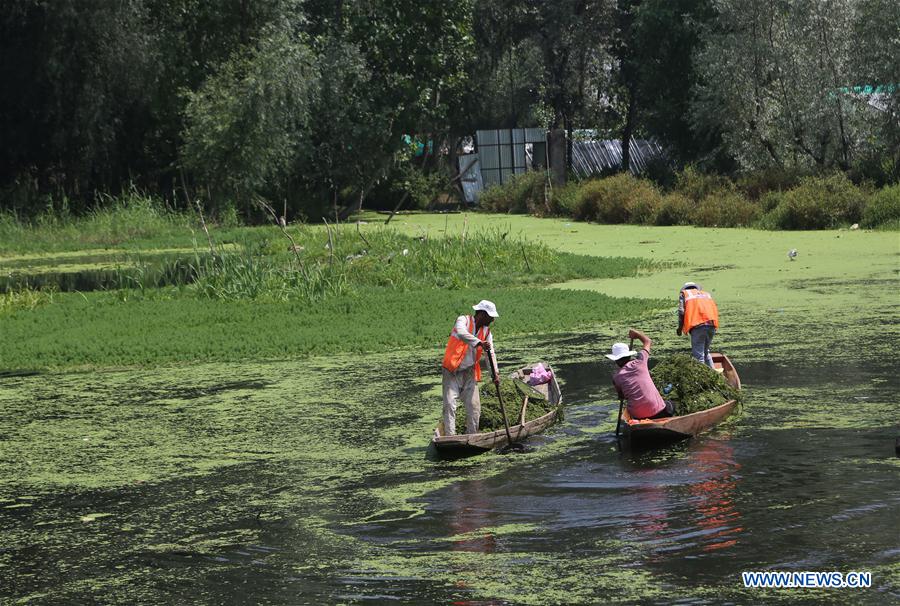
[441,300,500,435]
[607,328,674,420]
[676,282,719,368]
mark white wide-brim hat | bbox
[605,342,636,361]
[682,281,701,291]
[473,300,499,318]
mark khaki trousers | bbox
[442,366,481,435]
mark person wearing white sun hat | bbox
[440,300,499,435]
[608,328,673,420]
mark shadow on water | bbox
[0,255,207,293]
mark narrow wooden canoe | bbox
[620,353,741,447]
[432,362,563,456]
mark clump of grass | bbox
[0,192,188,254]
[0,286,56,315]
[651,354,742,416]
[187,226,658,301]
[455,377,556,434]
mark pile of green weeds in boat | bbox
[455,377,556,434]
[651,354,742,415]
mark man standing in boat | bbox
[677,282,719,368]
[608,328,674,420]
[442,300,499,435]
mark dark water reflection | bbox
[335,354,899,604]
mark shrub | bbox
[639,155,677,190]
[762,173,867,229]
[479,171,548,214]
[692,192,760,227]
[627,184,664,225]
[759,191,784,213]
[674,166,735,202]
[654,193,693,226]
[861,184,900,228]
[548,182,580,217]
[849,153,898,188]
[572,174,662,224]
[736,168,805,200]
[398,165,446,210]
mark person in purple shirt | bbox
[607,328,674,420]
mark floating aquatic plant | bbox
[455,377,556,434]
[651,354,742,415]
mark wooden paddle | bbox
[487,347,525,453]
[614,338,635,438]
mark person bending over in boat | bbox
[677,281,719,368]
[441,300,500,435]
[607,329,674,420]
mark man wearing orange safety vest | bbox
[441,300,499,435]
[677,282,719,368]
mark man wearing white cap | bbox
[441,300,499,435]
[608,328,674,420]
[677,282,719,368]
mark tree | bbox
[691,0,888,173]
[180,24,316,215]
[0,0,156,206]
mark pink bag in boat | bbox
[527,363,553,386]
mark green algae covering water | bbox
[2,218,899,604]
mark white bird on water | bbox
[788,249,798,261]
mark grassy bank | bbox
[0,287,664,370]
[1,204,670,370]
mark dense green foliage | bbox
[2,1,895,220]
[572,174,661,224]
[650,354,742,416]
[0,202,659,295]
[860,183,900,229]
[0,211,667,369]
[759,174,868,230]
[479,172,549,215]
[0,287,664,370]
[478,169,898,229]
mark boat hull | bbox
[432,362,562,456]
[620,353,741,448]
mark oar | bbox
[488,347,525,454]
[615,338,635,438]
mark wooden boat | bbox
[432,362,563,456]
[620,353,741,447]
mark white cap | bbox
[472,300,499,318]
[682,282,701,291]
[605,342,637,361]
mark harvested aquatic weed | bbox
[651,354,742,416]
[455,377,556,434]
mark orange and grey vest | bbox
[442,315,490,380]
[681,289,719,333]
